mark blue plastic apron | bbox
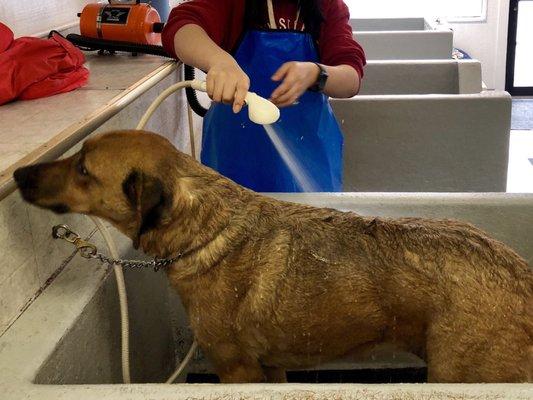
[201,29,344,192]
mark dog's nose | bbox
[13,165,39,189]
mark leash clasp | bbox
[75,240,98,258]
[52,224,80,243]
[52,224,97,258]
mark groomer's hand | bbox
[270,62,320,107]
[206,57,250,113]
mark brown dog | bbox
[14,130,532,383]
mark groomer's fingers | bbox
[270,63,294,100]
[271,73,299,101]
[272,85,302,107]
[272,62,293,81]
[222,80,237,104]
[212,79,225,103]
[206,73,215,98]
[233,79,249,113]
[270,76,296,100]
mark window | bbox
[345,0,487,22]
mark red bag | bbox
[0,24,89,105]
[0,22,13,52]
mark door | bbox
[506,0,533,95]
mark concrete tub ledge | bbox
[10,383,533,400]
[0,193,532,399]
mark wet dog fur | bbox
[14,130,533,383]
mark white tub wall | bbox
[360,60,482,95]
[0,191,103,336]
[354,30,454,60]
[332,90,512,193]
[350,17,454,61]
[33,264,178,385]
[457,60,484,94]
[0,69,189,337]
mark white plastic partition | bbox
[351,18,453,60]
[361,60,483,95]
[331,53,511,193]
[333,91,512,192]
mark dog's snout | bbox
[14,165,39,188]
[14,165,45,203]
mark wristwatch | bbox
[309,63,328,93]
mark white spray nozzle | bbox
[244,92,281,125]
[190,80,280,125]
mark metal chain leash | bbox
[52,224,182,272]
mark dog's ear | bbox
[122,170,169,249]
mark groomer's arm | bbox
[322,65,361,97]
[320,0,366,97]
[161,0,249,113]
[173,25,249,113]
[269,0,365,107]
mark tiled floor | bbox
[507,130,533,193]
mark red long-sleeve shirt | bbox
[161,0,366,78]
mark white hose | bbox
[186,103,197,160]
[136,80,200,131]
[90,216,131,384]
[165,340,199,384]
[86,78,201,385]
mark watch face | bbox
[318,68,328,91]
[309,63,328,92]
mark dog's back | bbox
[259,201,533,382]
[362,215,532,382]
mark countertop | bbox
[0,53,179,201]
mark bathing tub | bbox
[334,61,511,192]
[351,18,453,60]
[0,193,531,399]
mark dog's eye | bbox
[77,162,89,176]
